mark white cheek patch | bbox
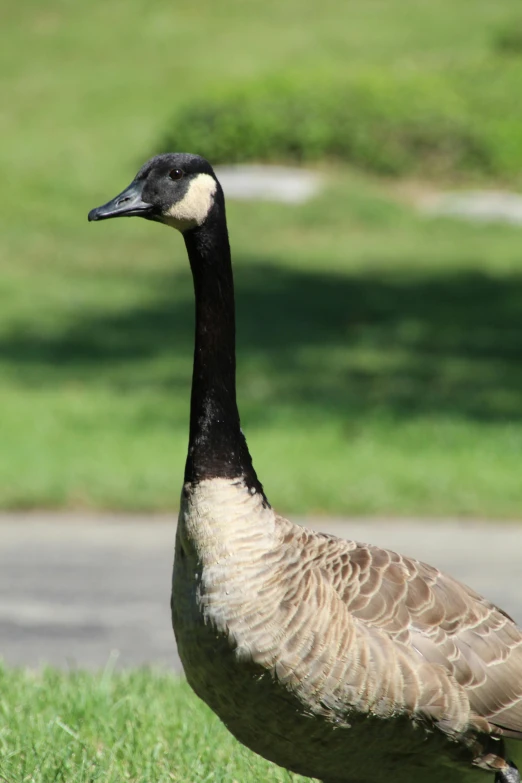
[163,173,217,231]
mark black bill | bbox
[88,180,154,222]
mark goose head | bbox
[88,153,221,233]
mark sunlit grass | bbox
[0,0,521,515]
[1,188,521,516]
[1,665,521,782]
[0,665,309,783]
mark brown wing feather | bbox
[288,524,522,738]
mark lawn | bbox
[1,0,522,515]
[2,665,521,783]
[0,665,309,783]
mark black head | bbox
[88,153,222,232]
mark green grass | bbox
[1,665,521,783]
[1,0,522,515]
[0,665,309,783]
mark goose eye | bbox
[169,168,184,181]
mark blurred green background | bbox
[1,0,522,516]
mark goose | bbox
[88,153,522,783]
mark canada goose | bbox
[89,153,522,783]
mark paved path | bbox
[1,514,521,671]
[420,190,522,225]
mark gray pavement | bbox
[215,164,322,203]
[419,190,522,225]
[1,514,521,671]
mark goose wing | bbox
[319,534,522,737]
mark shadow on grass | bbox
[1,259,522,422]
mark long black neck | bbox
[182,199,266,500]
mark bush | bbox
[159,67,522,179]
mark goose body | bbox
[89,153,522,783]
